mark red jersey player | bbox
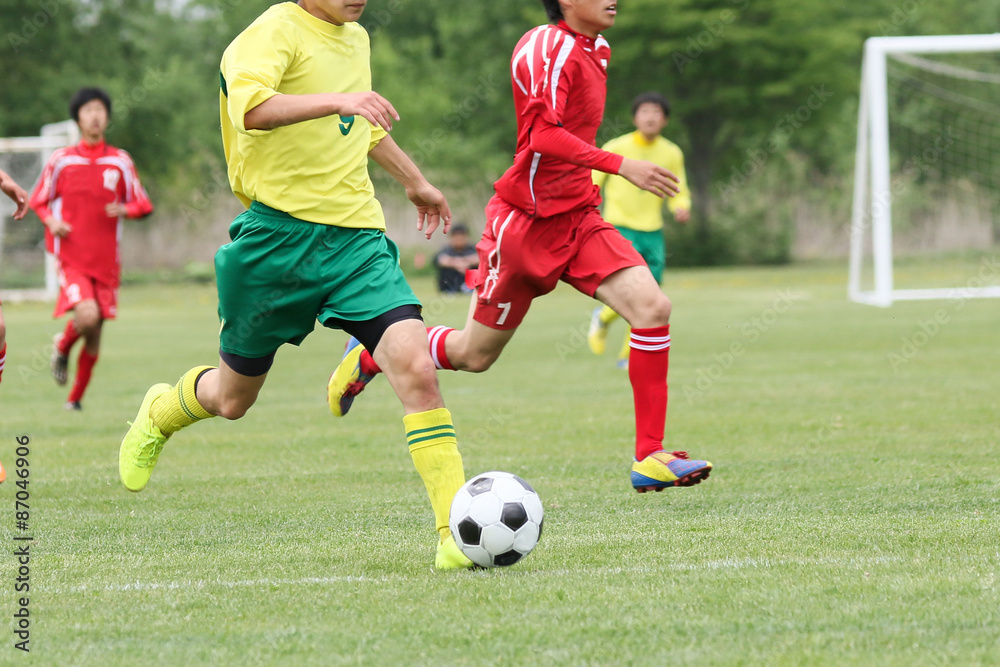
[329,0,712,492]
[29,87,154,410]
[0,168,31,388]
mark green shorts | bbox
[615,226,665,283]
[215,202,420,358]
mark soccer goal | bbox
[850,34,1000,307]
[0,120,79,302]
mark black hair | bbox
[539,0,563,22]
[631,92,670,118]
[450,223,470,235]
[69,87,112,122]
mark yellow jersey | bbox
[592,131,690,232]
[220,3,388,228]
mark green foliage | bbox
[1,0,997,265]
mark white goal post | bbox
[850,34,1000,307]
[0,120,79,302]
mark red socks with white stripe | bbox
[68,349,98,403]
[0,343,6,385]
[628,325,671,461]
[58,320,81,356]
[426,325,455,370]
[356,326,457,376]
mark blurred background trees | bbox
[1,0,997,267]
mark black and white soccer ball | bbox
[449,471,544,568]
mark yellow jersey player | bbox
[117,0,474,570]
[589,92,691,369]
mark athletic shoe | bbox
[616,358,629,371]
[587,307,608,356]
[64,400,82,411]
[631,450,712,493]
[327,337,375,417]
[118,383,172,492]
[51,334,68,386]
[435,535,475,570]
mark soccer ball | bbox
[449,471,544,568]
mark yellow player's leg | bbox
[617,325,632,370]
[118,366,216,492]
[588,305,620,355]
[404,407,474,570]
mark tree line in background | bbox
[2,0,997,266]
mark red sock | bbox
[58,320,81,356]
[628,325,671,461]
[0,343,6,385]
[68,349,98,403]
[427,326,455,370]
[359,349,381,376]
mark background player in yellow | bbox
[588,92,691,369]
[118,0,474,570]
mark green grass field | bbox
[1,258,998,665]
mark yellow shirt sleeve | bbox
[222,18,294,136]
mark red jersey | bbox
[29,140,153,286]
[494,21,624,218]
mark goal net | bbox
[0,120,79,302]
[850,34,1000,306]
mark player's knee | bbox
[214,397,252,420]
[460,349,499,373]
[629,293,671,328]
[650,294,672,324]
[75,306,102,332]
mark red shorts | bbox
[55,264,118,319]
[466,195,643,330]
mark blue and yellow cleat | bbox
[435,534,476,571]
[631,450,712,493]
[327,337,376,417]
[587,307,608,356]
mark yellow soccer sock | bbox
[599,304,620,326]
[149,366,216,435]
[405,407,466,542]
[618,326,632,362]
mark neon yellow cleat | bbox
[327,337,376,417]
[118,383,172,492]
[435,535,475,571]
[631,450,712,493]
[587,307,608,356]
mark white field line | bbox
[43,554,918,595]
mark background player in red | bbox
[330,0,712,493]
[29,87,154,410]
[0,168,31,388]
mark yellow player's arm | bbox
[369,135,451,239]
[665,151,691,215]
[244,91,398,132]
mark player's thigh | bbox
[563,212,644,298]
[594,265,670,327]
[215,210,324,358]
[317,229,421,335]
